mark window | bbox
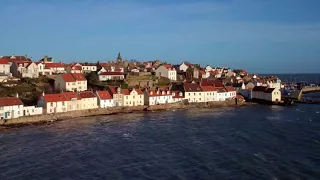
[133,96,135,99]
[194,93,196,95]
[199,93,201,95]
[199,98,201,101]
[126,102,128,105]
[119,95,122,98]
[0,107,3,110]
[189,93,190,96]
[51,103,53,107]
[140,95,142,98]
[62,102,65,106]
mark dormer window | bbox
[162,91,165,95]
[172,92,175,96]
[179,92,183,96]
[157,91,159,95]
[167,91,170,94]
[150,91,153,95]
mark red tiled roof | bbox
[70,65,82,70]
[61,74,76,82]
[252,86,268,92]
[216,87,227,93]
[122,88,143,95]
[184,83,203,92]
[108,86,119,95]
[1,56,32,62]
[79,91,96,99]
[224,86,236,92]
[45,63,65,68]
[163,64,174,70]
[135,89,143,95]
[121,89,130,95]
[0,59,9,65]
[62,92,80,101]
[96,91,113,100]
[72,73,86,81]
[199,70,206,75]
[43,94,67,102]
[0,97,23,106]
[201,86,217,91]
[100,72,123,76]
[201,79,223,87]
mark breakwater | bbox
[0,99,245,126]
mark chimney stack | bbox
[15,93,19,98]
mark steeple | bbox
[117,52,122,63]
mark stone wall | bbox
[0,99,245,126]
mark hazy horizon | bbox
[1,0,319,74]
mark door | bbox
[4,112,7,119]
[133,102,135,106]
[116,102,119,107]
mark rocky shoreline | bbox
[0,99,246,128]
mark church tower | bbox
[117,52,122,63]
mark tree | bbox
[86,71,99,84]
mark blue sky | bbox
[0,0,320,73]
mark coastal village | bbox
[0,53,283,120]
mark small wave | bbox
[122,133,133,138]
[254,153,267,162]
[316,111,319,114]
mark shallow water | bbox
[1,104,320,179]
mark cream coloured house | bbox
[201,86,217,102]
[184,82,205,103]
[79,91,98,110]
[54,73,87,92]
[155,64,177,81]
[108,86,124,107]
[252,86,281,102]
[122,88,144,107]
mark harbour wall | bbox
[0,99,245,126]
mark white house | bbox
[78,91,98,110]
[144,89,174,106]
[81,63,97,73]
[95,91,114,108]
[0,58,11,75]
[66,64,82,74]
[225,86,237,99]
[10,61,39,78]
[205,65,213,72]
[184,82,205,103]
[44,63,66,74]
[0,96,23,119]
[54,73,87,92]
[99,72,124,81]
[179,62,192,72]
[155,64,177,81]
[216,87,228,101]
[22,106,43,116]
[37,92,68,114]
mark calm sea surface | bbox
[1,104,320,179]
